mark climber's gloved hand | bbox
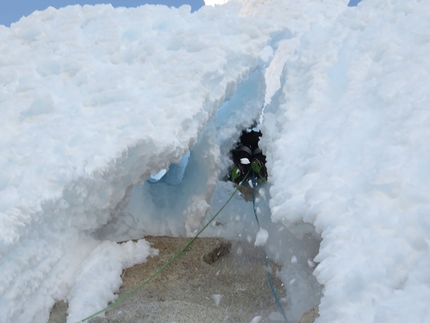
[231,166,241,181]
[251,159,262,174]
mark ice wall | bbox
[96,51,269,239]
[262,1,430,322]
[0,4,281,322]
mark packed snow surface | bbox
[240,157,251,165]
[1,0,430,323]
[254,227,269,247]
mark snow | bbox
[250,315,262,323]
[1,0,430,323]
[212,294,223,307]
[240,157,250,164]
[254,227,269,247]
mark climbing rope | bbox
[251,172,289,323]
[77,172,249,323]
[78,168,288,323]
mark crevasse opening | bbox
[94,60,323,322]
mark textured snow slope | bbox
[0,4,277,322]
[261,1,430,322]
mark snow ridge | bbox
[0,4,277,322]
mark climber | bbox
[229,129,267,186]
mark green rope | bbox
[77,175,247,323]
